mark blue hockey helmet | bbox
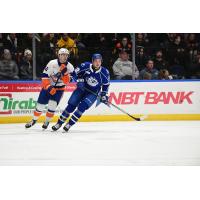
[92,53,103,62]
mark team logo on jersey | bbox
[86,76,99,87]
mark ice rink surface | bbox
[0,121,200,165]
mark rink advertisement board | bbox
[0,80,200,123]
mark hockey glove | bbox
[47,86,57,95]
[55,69,67,79]
[100,92,109,104]
[54,64,68,80]
[52,67,68,84]
[60,64,67,76]
[77,79,85,91]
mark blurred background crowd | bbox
[0,33,200,81]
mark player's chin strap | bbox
[83,87,148,121]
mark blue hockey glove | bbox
[100,92,109,104]
[77,79,85,91]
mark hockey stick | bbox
[83,87,147,121]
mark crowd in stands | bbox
[0,33,200,80]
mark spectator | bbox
[164,33,176,49]
[114,37,132,55]
[168,35,186,65]
[136,33,149,48]
[3,33,24,64]
[38,33,57,69]
[82,33,116,49]
[22,33,34,50]
[143,71,152,80]
[81,33,99,48]
[40,33,57,54]
[112,50,139,80]
[0,49,19,80]
[68,33,86,49]
[98,33,116,49]
[135,46,146,71]
[186,33,199,51]
[168,58,185,79]
[147,33,164,51]
[57,33,78,57]
[4,33,19,54]
[0,34,4,55]
[186,33,199,64]
[168,33,176,42]
[19,49,33,80]
[154,50,168,70]
[158,69,173,80]
[21,33,41,51]
[139,59,159,80]
[188,53,200,79]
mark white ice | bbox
[0,121,200,165]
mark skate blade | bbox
[51,129,59,132]
[62,130,69,133]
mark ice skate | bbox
[52,123,62,131]
[25,119,36,128]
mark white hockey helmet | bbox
[58,48,70,55]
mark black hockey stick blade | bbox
[109,102,147,121]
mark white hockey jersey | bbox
[42,59,74,87]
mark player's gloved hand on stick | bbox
[47,86,57,95]
[54,64,67,80]
[77,79,85,91]
[100,92,109,104]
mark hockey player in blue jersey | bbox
[52,53,110,132]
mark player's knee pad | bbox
[77,101,89,113]
[66,104,76,113]
[36,103,45,112]
[47,100,57,112]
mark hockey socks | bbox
[68,109,82,127]
[58,110,70,125]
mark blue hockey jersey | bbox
[73,62,110,94]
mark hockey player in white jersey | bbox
[25,48,74,129]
